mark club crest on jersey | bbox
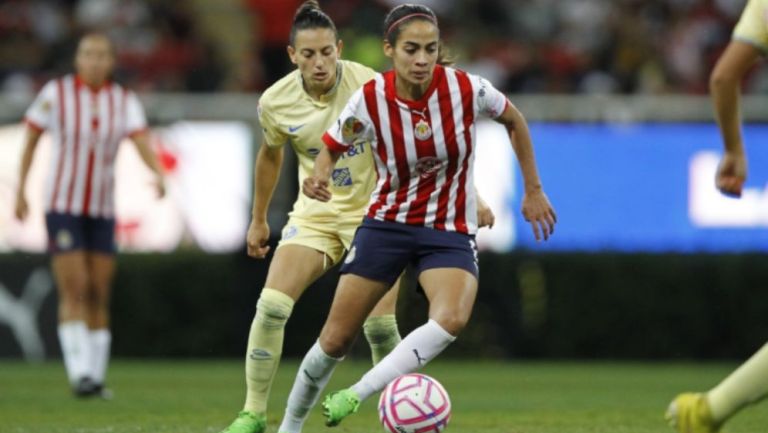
[415,156,444,179]
[341,116,366,143]
[414,118,432,141]
[332,167,353,186]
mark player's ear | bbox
[383,40,394,59]
[287,45,297,65]
[336,39,343,57]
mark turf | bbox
[0,359,766,433]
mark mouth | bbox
[412,71,429,80]
[313,72,328,81]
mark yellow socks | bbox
[363,314,401,365]
[707,342,768,423]
[243,288,294,414]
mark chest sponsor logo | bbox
[415,156,444,179]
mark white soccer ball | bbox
[378,373,451,433]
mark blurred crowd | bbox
[1,0,764,95]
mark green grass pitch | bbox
[1,359,766,432]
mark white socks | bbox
[278,341,341,433]
[58,322,111,385]
[89,329,111,384]
[351,319,455,401]
[58,321,92,385]
[707,342,768,422]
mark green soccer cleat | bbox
[322,389,360,427]
[220,411,266,433]
[665,393,721,433]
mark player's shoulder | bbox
[339,60,376,87]
[260,70,301,112]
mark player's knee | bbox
[319,327,356,358]
[432,313,468,337]
[255,288,295,329]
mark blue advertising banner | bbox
[478,122,768,252]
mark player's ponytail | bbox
[289,0,338,47]
[383,4,453,66]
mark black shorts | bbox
[340,217,478,286]
[45,212,116,255]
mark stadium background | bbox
[1,0,768,373]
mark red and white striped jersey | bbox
[323,65,509,235]
[24,75,147,218]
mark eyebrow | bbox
[301,45,334,54]
[402,41,438,48]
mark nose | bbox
[414,51,429,66]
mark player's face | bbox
[288,28,342,93]
[385,20,439,89]
[75,36,114,86]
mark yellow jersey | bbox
[258,60,377,222]
[734,0,768,52]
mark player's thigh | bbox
[263,244,331,301]
[85,252,116,300]
[419,268,478,336]
[368,274,403,317]
[320,273,392,357]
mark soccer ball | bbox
[378,373,451,433]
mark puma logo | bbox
[413,349,427,366]
[303,369,321,384]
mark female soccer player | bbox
[666,1,768,432]
[14,33,165,398]
[222,3,494,432]
[278,4,556,430]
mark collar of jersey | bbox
[74,74,111,92]
[385,64,444,111]
[298,62,343,106]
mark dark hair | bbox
[289,0,338,47]
[382,4,452,65]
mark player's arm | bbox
[14,125,44,221]
[710,41,761,197]
[303,146,341,202]
[130,130,166,198]
[495,101,556,241]
[247,143,284,258]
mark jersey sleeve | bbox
[124,91,148,136]
[473,75,509,119]
[257,99,289,148]
[733,0,768,52]
[322,89,374,152]
[24,80,57,132]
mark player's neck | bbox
[395,76,432,102]
[76,74,109,91]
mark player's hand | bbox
[246,219,271,259]
[715,151,747,198]
[521,188,556,242]
[477,198,495,229]
[302,176,332,202]
[14,192,28,221]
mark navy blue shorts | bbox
[45,212,116,255]
[340,218,478,286]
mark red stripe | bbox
[23,118,44,133]
[65,78,82,214]
[50,79,67,210]
[99,86,114,216]
[453,70,475,234]
[383,71,410,222]
[364,79,391,219]
[433,72,460,230]
[322,132,347,152]
[405,102,438,226]
[81,150,95,215]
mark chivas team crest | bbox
[414,118,432,140]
